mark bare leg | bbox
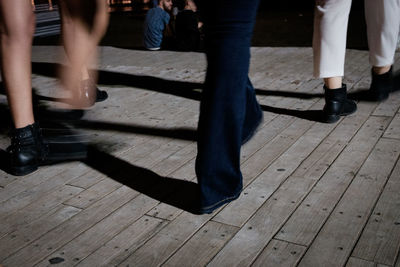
[324,76,342,89]
[0,0,35,128]
[373,65,391,75]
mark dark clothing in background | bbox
[175,10,200,51]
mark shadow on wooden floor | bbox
[85,145,202,214]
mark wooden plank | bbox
[66,124,195,212]
[252,239,307,267]
[275,115,389,246]
[146,79,321,222]
[2,186,137,266]
[383,113,400,139]
[132,139,187,170]
[0,184,83,237]
[286,91,376,177]
[0,162,88,220]
[77,215,166,267]
[0,204,81,262]
[213,58,370,228]
[66,169,106,189]
[0,162,71,203]
[163,221,238,267]
[207,116,389,267]
[70,133,195,225]
[118,212,214,266]
[74,138,196,214]
[0,46,388,267]
[298,138,400,267]
[241,78,320,163]
[346,257,375,267]
[214,119,336,227]
[208,183,306,267]
[372,90,400,117]
[63,177,123,209]
[153,143,196,176]
[65,135,161,192]
[144,55,368,223]
[68,75,199,189]
[66,135,151,189]
[215,97,373,231]
[5,81,200,266]
[0,170,18,189]
[145,103,302,221]
[241,118,314,186]
[284,100,377,181]
[35,194,159,266]
[352,157,400,266]
[146,158,197,221]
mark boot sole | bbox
[324,105,357,124]
[324,114,341,124]
[10,164,38,176]
[370,92,389,102]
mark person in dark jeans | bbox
[196,0,263,214]
[175,0,202,51]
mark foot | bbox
[323,84,357,123]
[198,191,241,214]
[7,123,48,176]
[368,67,393,102]
[65,80,108,109]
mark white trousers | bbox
[313,0,400,78]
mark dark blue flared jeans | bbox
[196,0,262,213]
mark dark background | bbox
[34,1,369,50]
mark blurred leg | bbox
[58,0,109,107]
[0,0,35,128]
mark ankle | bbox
[372,65,391,75]
[324,77,343,89]
[324,84,346,96]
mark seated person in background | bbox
[143,0,173,50]
[175,0,202,51]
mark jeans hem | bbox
[199,190,242,214]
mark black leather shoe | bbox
[368,67,393,102]
[7,123,48,176]
[323,84,357,123]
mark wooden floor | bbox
[1,46,400,267]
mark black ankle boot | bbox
[323,84,357,123]
[369,67,393,101]
[7,123,48,176]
